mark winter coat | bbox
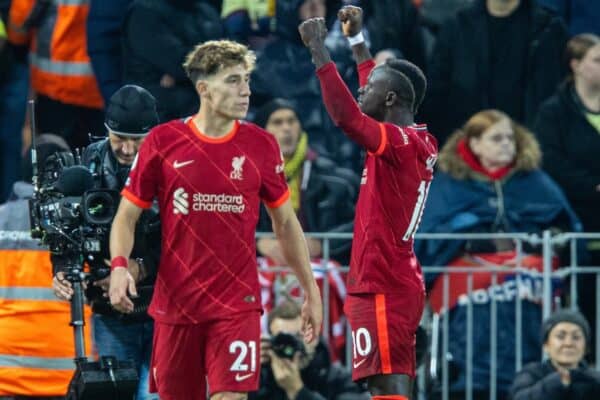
[510,360,600,400]
[249,341,369,400]
[423,0,568,144]
[534,83,600,233]
[122,0,222,121]
[258,149,359,264]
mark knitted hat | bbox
[253,98,297,128]
[104,85,159,137]
[542,309,591,344]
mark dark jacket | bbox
[257,150,359,264]
[415,128,582,270]
[86,0,133,104]
[122,0,222,121]
[250,0,358,166]
[364,0,426,71]
[509,360,600,400]
[423,0,568,144]
[249,341,369,400]
[534,83,600,233]
[80,139,160,320]
[415,128,582,395]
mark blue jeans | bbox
[92,314,158,400]
[0,60,28,202]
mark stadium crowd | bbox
[1,0,599,399]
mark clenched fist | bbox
[298,17,328,48]
[338,5,363,37]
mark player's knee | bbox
[210,392,247,400]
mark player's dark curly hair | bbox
[384,58,427,114]
[183,40,256,84]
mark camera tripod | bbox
[62,261,138,400]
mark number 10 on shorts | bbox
[351,327,372,360]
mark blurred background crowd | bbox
[1,0,600,399]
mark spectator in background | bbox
[422,0,568,145]
[251,0,363,171]
[0,1,28,202]
[415,109,582,400]
[536,0,600,36]
[87,0,133,105]
[254,98,359,265]
[509,309,600,400]
[8,0,105,150]
[122,0,222,121]
[221,0,275,50]
[250,300,369,400]
[534,34,600,359]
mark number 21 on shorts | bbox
[229,340,257,372]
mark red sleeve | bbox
[121,130,161,208]
[260,134,290,208]
[358,59,376,87]
[316,62,383,154]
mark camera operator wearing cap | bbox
[51,84,161,400]
[509,309,600,400]
[251,300,369,400]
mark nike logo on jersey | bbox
[353,359,366,369]
[235,372,254,382]
[173,159,194,169]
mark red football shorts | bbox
[149,311,261,399]
[344,292,425,381]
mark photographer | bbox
[251,300,369,400]
[52,85,160,400]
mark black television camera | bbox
[29,150,120,280]
[270,332,306,360]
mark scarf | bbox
[284,133,308,211]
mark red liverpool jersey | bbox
[122,118,289,324]
[317,61,438,295]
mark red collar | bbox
[456,138,513,181]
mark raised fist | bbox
[338,5,363,37]
[298,17,328,47]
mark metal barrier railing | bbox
[256,230,600,400]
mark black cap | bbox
[253,98,297,128]
[104,85,159,137]
[542,309,591,344]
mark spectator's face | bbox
[299,0,326,21]
[574,43,600,87]
[201,63,251,120]
[270,316,318,363]
[108,132,145,165]
[469,118,516,170]
[266,109,302,158]
[544,322,586,369]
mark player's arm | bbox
[266,200,323,344]
[338,5,375,87]
[109,196,143,313]
[299,16,383,154]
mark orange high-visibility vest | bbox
[7,0,103,109]
[0,198,93,396]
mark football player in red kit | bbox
[299,7,438,400]
[108,40,322,400]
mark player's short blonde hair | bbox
[183,40,256,84]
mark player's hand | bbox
[53,272,74,300]
[301,289,323,344]
[109,267,137,313]
[338,5,363,37]
[269,350,304,398]
[298,17,328,48]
